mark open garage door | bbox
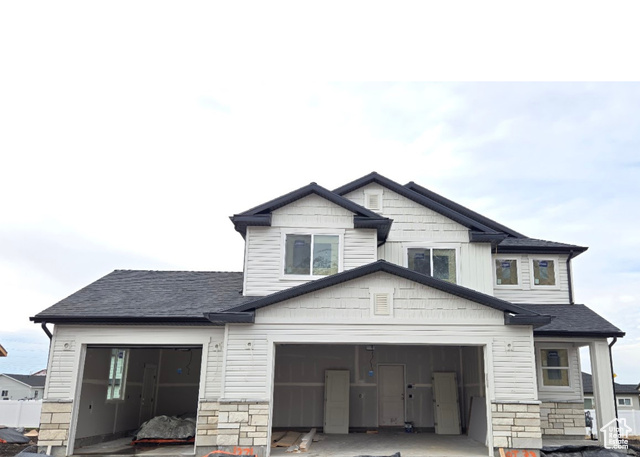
[270,343,489,457]
[72,345,202,456]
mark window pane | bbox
[533,260,556,286]
[312,235,339,276]
[408,248,431,275]
[284,235,311,275]
[543,368,569,386]
[433,249,456,283]
[584,398,593,409]
[541,349,569,367]
[496,259,518,285]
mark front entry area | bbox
[271,344,489,457]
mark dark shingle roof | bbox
[497,237,588,254]
[582,372,639,395]
[2,374,46,388]
[30,270,253,324]
[517,304,624,337]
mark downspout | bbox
[609,337,619,422]
[566,250,575,304]
[41,322,52,340]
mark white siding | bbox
[0,377,39,400]
[345,184,494,294]
[222,273,538,403]
[534,341,583,402]
[44,326,225,401]
[493,254,571,304]
[243,194,377,296]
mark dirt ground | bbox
[0,443,35,457]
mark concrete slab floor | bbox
[270,430,489,457]
[72,436,195,456]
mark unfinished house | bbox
[31,172,624,457]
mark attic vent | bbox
[364,189,383,212]
[374,293,390,315]
[370,287,394,317]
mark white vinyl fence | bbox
[0,400,42,428]
[586,409,640,437]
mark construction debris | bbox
[272,431,301,448]
[299,428,316,451]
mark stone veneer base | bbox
[491,402,543,450]
[539,401,586,438]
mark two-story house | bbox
[30,172,623,457]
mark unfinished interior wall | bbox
[75,346,202,444]
[272,343,484,431]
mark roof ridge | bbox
[112,269,243,273]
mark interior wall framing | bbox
[272,343,485,431]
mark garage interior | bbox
[271,344,489,457]
[71,345,202,456]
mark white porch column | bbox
[589,339,616,442]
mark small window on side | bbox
[618,398,632,406]
[584,398,593,409]
[1,390,8,396]
[495,259,518,285]
[107,348,129,401]
[540,348,570,387]
[533,259,556,286]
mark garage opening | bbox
[271,344,488,457]
[72,345,202,456]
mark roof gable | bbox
[217,260,551,327]
[0,374,46,388]
[230,182,392,243]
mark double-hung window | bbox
[540,348,570,387]
[495,258,519,286]
[407,247,457,283]
[107,348,129,401]
[531,258,558,287]
[284,234,340,277]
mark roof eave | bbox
[30,316,218,325]
[533,330,626,338]
[504,313,554,327]
[204,311,255,324]
[495,245,588,256]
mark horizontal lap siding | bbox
[345,184,493,295]
[493,254,570,304]
[244,195,377,296]
[46,326,224,401]
[222,323,536,402]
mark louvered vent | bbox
[374,293,390,315]
[366,193,381,211]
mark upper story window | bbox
[539,348,570,387]
[618,398,632,406]
[407,247,457,283]
[495,258,519,286]
[284,234,340,277]
[531,258,558,287]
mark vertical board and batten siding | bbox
[534,342,583,402]
[44,326,225,401]
[222,272,537,403]
[243,194,377,296]
[493,254,571,304]
[344,184,494,295]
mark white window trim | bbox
[106,348,129,402]
[369,287,395,318]
[617,397,632,406]
[493,256,521,289]
[402,243,460,284]
[529,256,561,290]
[536,345,572,391]
[280,229,345,280]
[364,188,383,212]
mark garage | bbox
[70,345,203,456]
[270,343,489,456]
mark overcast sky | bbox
[1,3,639,384]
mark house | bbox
[583,372,640,411]
[0,373,46,400]
[30,172,624,457]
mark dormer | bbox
[231,182,392,296]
